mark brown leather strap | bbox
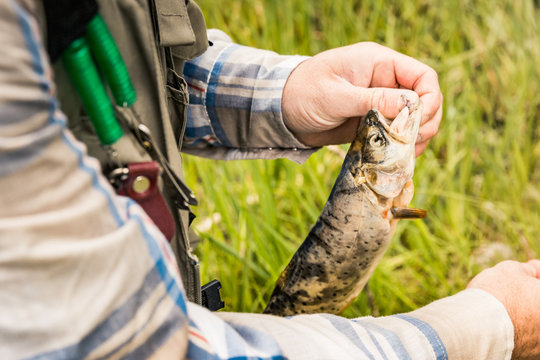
[118,161,176,241]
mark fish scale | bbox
[264,102,425,316]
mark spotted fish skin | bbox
[264,103,422,316]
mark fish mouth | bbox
[375,101,422,145]
[359,100,422,199]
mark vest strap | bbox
[117,161,176,241]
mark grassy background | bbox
[183,0,540,317]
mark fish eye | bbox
[368,133,385,147]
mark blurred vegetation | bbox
[183,0,540,316]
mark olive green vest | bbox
[51,0,209,304]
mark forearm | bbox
[182,29,318,163]
[407,289,513,360]
[206,289,513,360]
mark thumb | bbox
[347,87,419,120]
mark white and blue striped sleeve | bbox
[209,289,513,360]
[0,2,514,359]
[0,1,190,359]
[182,29,318,163]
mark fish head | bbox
[352,101,422,198]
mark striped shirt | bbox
[0,1,514,359]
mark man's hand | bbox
[282,42,443,156]
[467,260,540,360]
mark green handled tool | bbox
[61,14,136,145]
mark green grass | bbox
[183,0,540,317]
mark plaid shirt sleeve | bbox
[182,29,319,163]
[0,2,514,359]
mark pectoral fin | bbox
[390,207,427,219]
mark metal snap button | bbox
[132,175,151,193]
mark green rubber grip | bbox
[86,15,137,107]
[62,38,123,145]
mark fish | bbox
[264,100,426,316]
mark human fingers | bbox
[333,84,419,121]
[412,70,442,127]
[332,82,437,155]
[380,50,442,127]
[468,261,512,287]
[417,103,443,143]
[495,259,537,277]
[331,42,442,127]
[414,140,430,157]
[485,260,537,279]
[467,260,538,292]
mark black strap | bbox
[43,0,99,62]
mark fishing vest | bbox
[45,0,209,304]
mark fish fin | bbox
[337,296,359,315]
[390,207,427,219]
